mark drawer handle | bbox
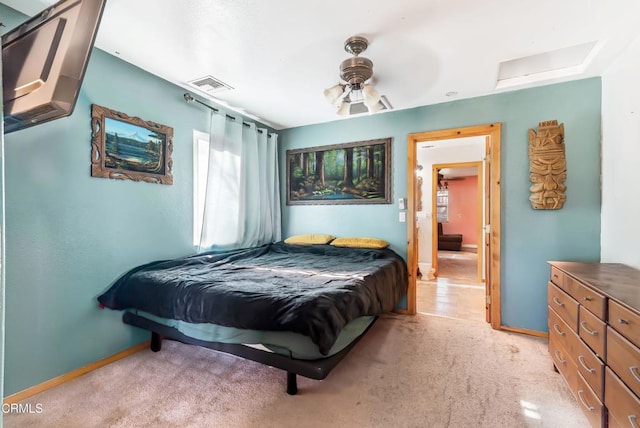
[577,390,595,412]
[552,323,565,336]
[580,321,599,336]
[630,415,639,428]
[553,273,559,278]
[631,366,640,383]
[583,296,593,302]
[554,350,566,365]
[552,297,565,307]
[578,355,596,374]
[618,318,630,325]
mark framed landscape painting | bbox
[90,104,173,184]
[286,137,392,205]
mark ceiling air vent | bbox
[188,75,233,94]
[348,95,392,116]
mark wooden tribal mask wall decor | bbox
[528,120,567,210]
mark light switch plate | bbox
[398,198,406,210]
[399,212,406,222]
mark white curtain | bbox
[198,111,281,251]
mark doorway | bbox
[431,162,483,282]
[405,124,501,329]
[417,161,485,321]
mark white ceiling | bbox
[439,167,478,179]
[4,0,640,130]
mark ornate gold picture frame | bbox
[91,104,173,185]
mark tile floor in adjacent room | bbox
[417,250,487,322]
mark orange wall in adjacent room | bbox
[446,176,478,246]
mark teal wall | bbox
[280,78,602,332]
[0,3,270,395]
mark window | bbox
[436,189,449,223]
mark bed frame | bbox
[122,311,377,395]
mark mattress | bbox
[129,309,375,360]
[99,242,407,355]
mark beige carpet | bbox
[5,314,587,428]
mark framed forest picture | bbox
[286,137,392,205]
[90,104,173,185]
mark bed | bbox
[98,240,408,394]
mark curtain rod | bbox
[183,93,270,135]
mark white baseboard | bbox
[461,244,478,253]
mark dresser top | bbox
[549,261,640,311]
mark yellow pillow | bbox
[284,234,335,245]
[330,237,389,249]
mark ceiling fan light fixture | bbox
[349,86,363,103]
[366,100,384,114]
[336,100,351,116]
[324,36,387,117]
[362,84,381,108]
[324,83,345,105]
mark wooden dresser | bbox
[547,262,640,427]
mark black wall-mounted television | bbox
[2,0,106,134]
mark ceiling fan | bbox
[323,36,388,116]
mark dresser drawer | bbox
[609,300,640,349]
[549,334,578,396]
[574,334,605,402]
[562,272,581,297]
[549,306,577,359]
[607,326,640,399]
[576,372,605,428]
[550,266,564,288]
[605,367,640,428]
[571,279,606,320]
[607,413,625,428]
[548,282,579,332]
[579,306,606,359]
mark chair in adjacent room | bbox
[437,222,463,251]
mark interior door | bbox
[431,166,440,277]
[484,137,491,323]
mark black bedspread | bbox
[98,242,407,355]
